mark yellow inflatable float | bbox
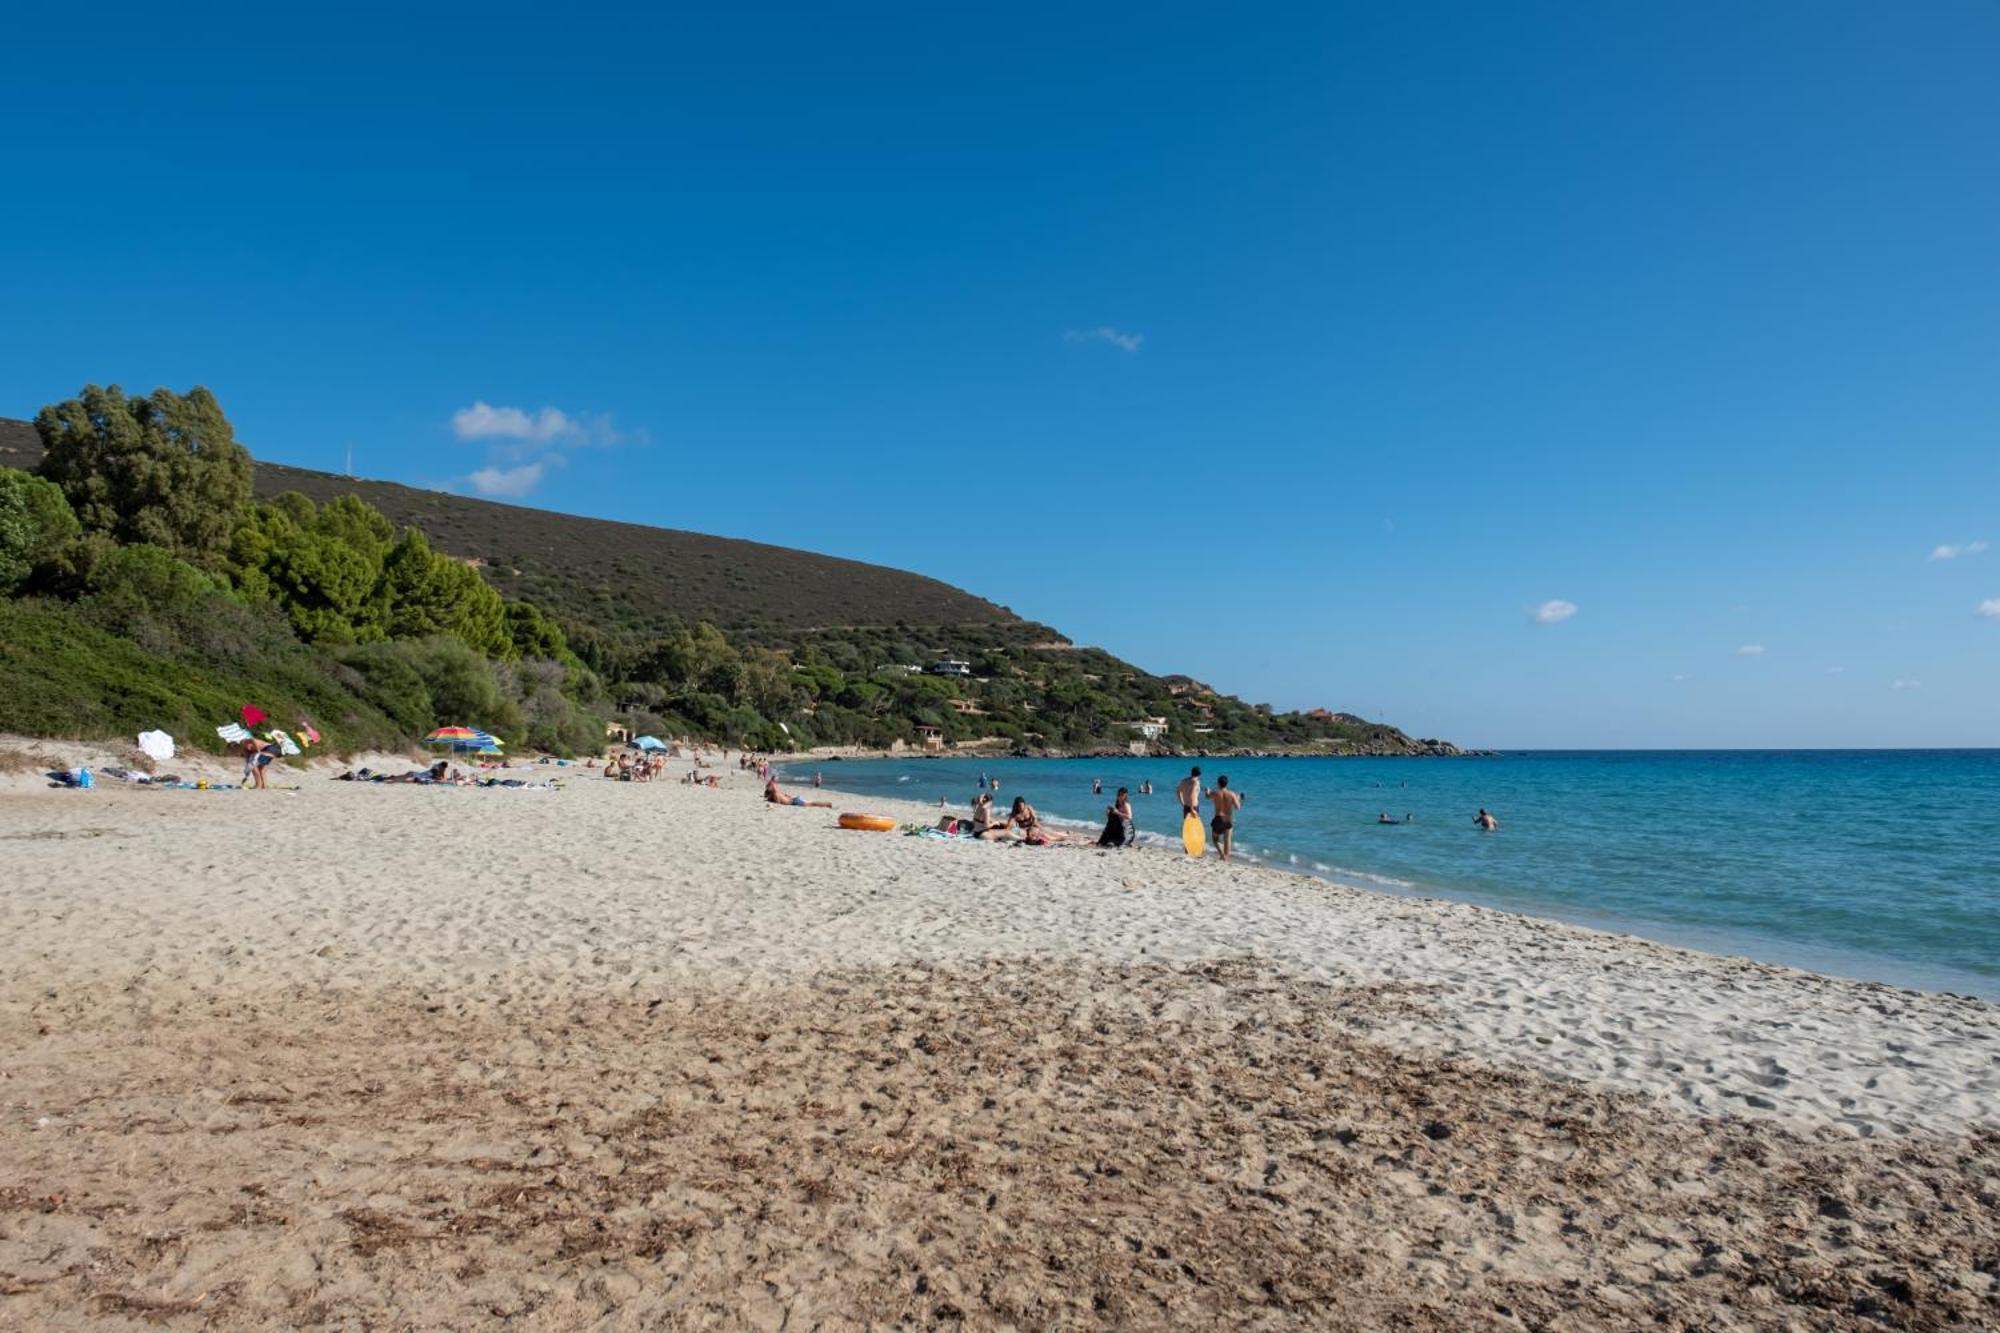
[838,812,898,832]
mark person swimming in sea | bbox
[1474,808,1498,831]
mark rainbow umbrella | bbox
[424,726,500,753]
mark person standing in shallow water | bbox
[1474,808,1499,831]
[1208,775,1243,861]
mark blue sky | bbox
[4,2,1998,747]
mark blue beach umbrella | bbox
[631,735,668,752]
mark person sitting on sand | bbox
[1474,808,1499,831]
[970,792,1005,838]
[1098,787,1136,847]
[1004,797,1063,846]
[765,777,832,809]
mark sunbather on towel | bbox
[764,778,832,809]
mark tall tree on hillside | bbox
[0,468,82,593]
[34,385,253,567]
[378,529,511,658]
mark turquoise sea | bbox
[784,751,2000,998]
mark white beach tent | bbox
[137,730,176,762]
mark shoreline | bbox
[787,762,2000,1003]
[2,741,1995,1325]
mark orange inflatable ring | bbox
[838,813,898,832]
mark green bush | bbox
[0,598,409,754]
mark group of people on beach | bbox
[1083,766,1246,859]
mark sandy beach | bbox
[1,740,1995,1329]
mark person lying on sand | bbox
[765,778,832,809]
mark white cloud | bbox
[1891,679,1922,691]
[1929,540,1988,561]
[1529,599,1577,624]
[1736,644,1765,656]
[1825,665,1844,674]
[1670,673,1690,682]
[452,401,580,444]
[465,462,547,499]
[1063,326,1144,353]
[1979,598,2000,619]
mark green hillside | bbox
[2,417,1016,642]
[0,402,1461,758]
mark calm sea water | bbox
[782,752,2000,997]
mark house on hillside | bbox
[948,698,983,715]
[1125,717,1170,741]
[916,725,945,753]
[926,659,972,678]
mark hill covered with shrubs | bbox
[0,394,1456,758]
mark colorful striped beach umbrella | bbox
[425,726,500,752]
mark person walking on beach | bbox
[812,771,823,789]
[1474,808,1499,831]
[1176,766,1203,821]
[1208,775,1243,861]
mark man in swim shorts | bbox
[1207,775,1243,861]
[240,737,274,790]
[1176,766,1203,821]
